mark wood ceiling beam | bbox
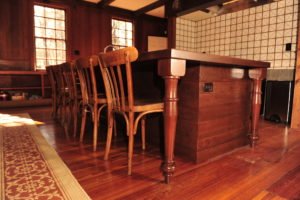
[172,0,276,17]
[173,0,230,17]
[222,0,271,14]
[134,0,167,16]
[98,0,116,8]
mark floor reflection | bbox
[0,113,44,127]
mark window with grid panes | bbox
[34,5,66,70]
[111,19,133,48]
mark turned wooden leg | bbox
[250,78,262,147]
[161,76,179,183]
[158,58,186,184]
[249,68,266,147]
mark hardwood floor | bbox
[2,106,300,200]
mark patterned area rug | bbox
[0,113,90,200]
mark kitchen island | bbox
[135,49,269,183]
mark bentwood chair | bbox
[46,66,57,118]
[51,64,67,126]
[61,62,80,137]
[75,57,107,151]
[98,47,164,175]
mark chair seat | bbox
[118,99,163,112]
[94,98,107,104]
[97,93,106,98]
[87,93,107,105]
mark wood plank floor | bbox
[2,106,300,200]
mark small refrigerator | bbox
[263,80,293,124]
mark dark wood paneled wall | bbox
[0,0,167,70]
[135,15,167,53]
[0,0,33,70]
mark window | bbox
[111,19,133,48]
[34,5,66,70]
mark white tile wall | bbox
[175,18,197,52]
[176,0,299,69]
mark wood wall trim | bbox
[98,0,116,8]
[134,0,166,16]
[0,60,30,68]
[290,2,300,129]
[0,70,46,75]
[167,17,176,49]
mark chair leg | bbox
[128,112,134,175]
[93,105,98,152]
[57,97,63,122]
[79,107,87,143]
[52,95,57,118]
[62,101,70,136]
[61,96,66,125]
[104,111,114,160]
[65,101,72,135]
[57,97,62,122]
[73,102,78,138]
[113,118,117,137]
[128,131,134,175]
[141,117,146,150]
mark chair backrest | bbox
[75,58,92,105]
[89,55,102,101]
[46,65,57,97]
[51,64,66,96]
[98,47,138,111]
[61,62,78,100]
[75,56,104,105]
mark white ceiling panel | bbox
[181,10,213,21]
[146,6,164,18]
[110,0,158,11]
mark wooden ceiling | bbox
[83,0,281,20]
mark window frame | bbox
[111,17,135,49]
[33,2,70,70]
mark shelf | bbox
[0,70,50,103]
[0,98,51,108]
[0,87,43,90]
[0,86,52,90]
[0,70,46,75]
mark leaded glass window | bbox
[112,19,133,49]
[34,5,66,70]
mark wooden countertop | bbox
[139,49,270,69]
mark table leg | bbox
[158,58,186,184]
[161,76,179,183]
[249,78,263,147]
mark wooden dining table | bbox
[136,49,270,184]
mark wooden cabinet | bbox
[0,71,51,107]
[176,66,253,163]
